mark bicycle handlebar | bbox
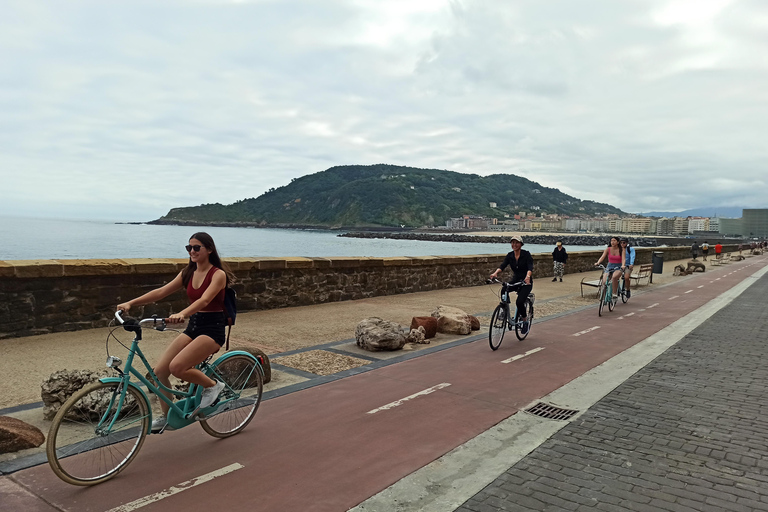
[114,310,168,331]
[485,278,526,287]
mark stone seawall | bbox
[0,245,733,339]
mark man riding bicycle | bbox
[489,235,534,334]
[621,238,635,298]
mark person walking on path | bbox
[701,241,709,261]
[715,242,723,259]
[691,241,699,260]
[552,240,567,282]
[116,232,234,433]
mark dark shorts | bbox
[183,311,226,347]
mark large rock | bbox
[41,369,107,420]
[431,306,472,335]
[686,261,706,272]
[0,416,45,454]
[355,317,406,351]
[410,316,437,339]
[236,347,272,384]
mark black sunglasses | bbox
[185,244,202,253]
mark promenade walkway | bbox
[1,253,766,511]
[457,267,768,512]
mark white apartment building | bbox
[688,217,710,233]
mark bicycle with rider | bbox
[489,235,534,334]
[595,236,625,296]
[621,238,635,298]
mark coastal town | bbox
[446,207,768,238]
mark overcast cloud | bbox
[1,0,766,221]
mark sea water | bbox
[1,217,607,260]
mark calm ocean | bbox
[1,217,606,261]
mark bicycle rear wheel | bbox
[514,299,534,341]
[489,304,508,350]
[47,381,150,486]
[201,354,263,438]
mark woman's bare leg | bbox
[168,335,221,389]
[154,333,193,415]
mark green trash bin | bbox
[652,251,664,274]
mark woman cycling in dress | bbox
[595,236,625,297]
[117,232,234,432]
[489,235,534,334]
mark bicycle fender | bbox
[213,350,265,377]
[98,377,153,434]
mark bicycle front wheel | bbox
[489,304,508,350]
[598,283,606,317]
[201,354,263,438]
[514,299,534,341]
[47,381,150,486]
[608,283,616,311]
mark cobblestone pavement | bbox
[458,273,768,512]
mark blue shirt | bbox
[625,246,636,265]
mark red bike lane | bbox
[7,257,767,512]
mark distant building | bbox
[489,202,497,208]
[718,217,743,236]
[743,209,768,237]
[688,217,709,234]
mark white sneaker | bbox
[199,380,225,409]
[151,415,174,433]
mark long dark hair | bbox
[609,236,624,260]
[181,232,236,288]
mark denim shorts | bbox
[605,263,622,274]
[183,312,226,346]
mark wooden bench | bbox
[580,275,604,297]
[711,253,731,266]
[629,263,654,286]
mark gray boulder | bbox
[431,305,472,335]
[0,416,45,454]
[355,317,406,351]
[41,369,107,420]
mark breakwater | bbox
[0,244,737,339]
[340,232,664,246]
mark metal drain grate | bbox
[524,402,579,421]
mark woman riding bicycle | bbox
[596,236,625,296]
[489,235,533,334]
[117,232,234,432]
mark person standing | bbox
[691,241,699,260]
[552,240,568,282]
[715,242,723,259]
[701,241,709,261]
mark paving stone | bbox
[456,273,768,512]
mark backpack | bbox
[223,287,237,350]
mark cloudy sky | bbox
[2,0,766,221]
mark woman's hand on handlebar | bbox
[167,313,186,324]
[116,303,131,313]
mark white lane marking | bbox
[367,383,451,414]
[617,311,636,320]
[501,347,545,364]
[647,303,659,309]
[106,463,244,512]
[684,290,693,294]
[698,285,704,288]
[716,278,721,280]
[668,295,679,300]
[573,326,601,337]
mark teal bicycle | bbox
[46,311,264,486]
[595,264,622,316]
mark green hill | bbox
[151,164,625,228]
